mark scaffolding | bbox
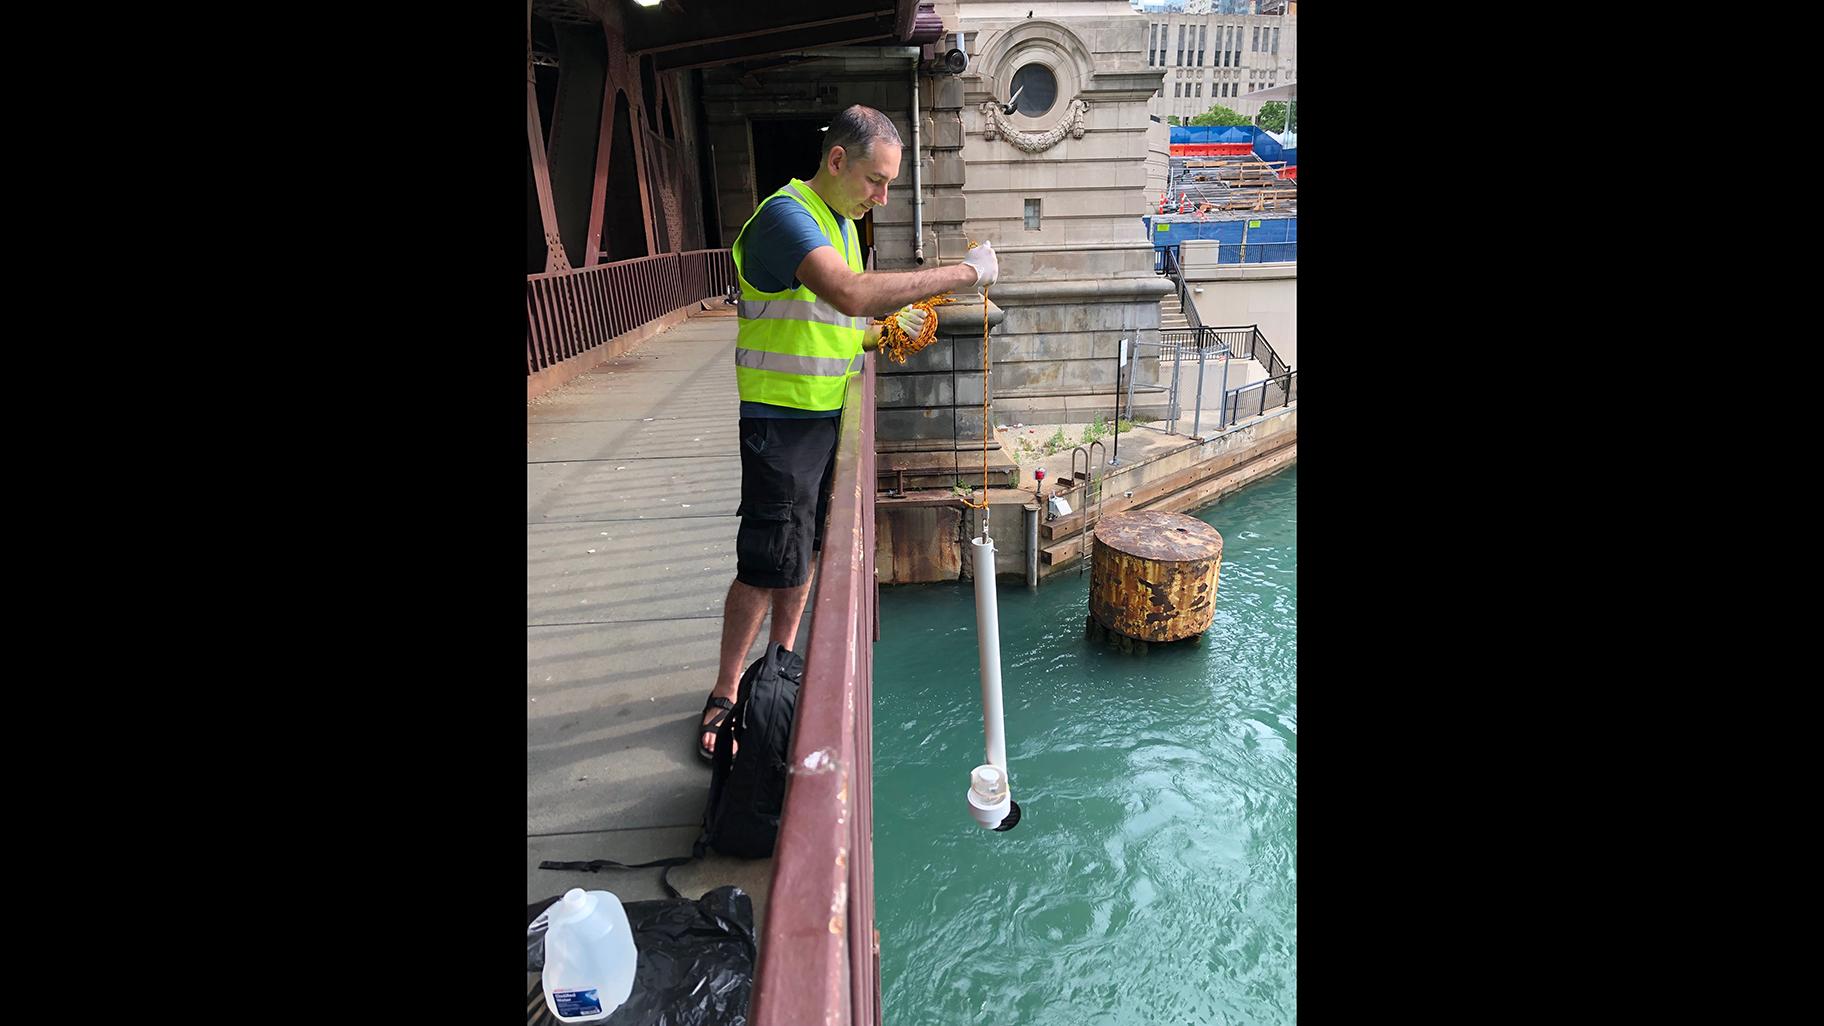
[1158,151,1297,218]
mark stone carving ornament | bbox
[979,97,1090,153]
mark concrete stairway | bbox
[1160,289,1192,330]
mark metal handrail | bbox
[526,249,735,377]
[1220,369,1298,429]
[1076,440,1107,575]
[752,353,881,1026]
[1160,247,1203,330]
[1153,238,1298,272]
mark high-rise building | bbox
[1135,1,1280,14]
[1143,2,1295,121]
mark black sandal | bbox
[697,696,735,761]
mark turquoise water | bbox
[872,466,1297,1026]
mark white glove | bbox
[961,240,998,288]
[892,305,928,337]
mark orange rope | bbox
[873,244,995,511]
[876,294,955,364]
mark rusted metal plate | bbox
[1092,510,1223,562]
[1088,511,1222,643]
[876,504,963,584]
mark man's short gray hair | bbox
[822,105,903,162]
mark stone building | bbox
[956,1,1173,425]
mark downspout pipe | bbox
[911,59,925,264]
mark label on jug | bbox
[552,988,602,1018]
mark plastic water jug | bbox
[541,887,638,1022]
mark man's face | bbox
[827,141,901,219]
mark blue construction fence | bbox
[1169,124,1296,167]
[1169,125,1255,145]
[1251,131,1297,168]
[1144,216,1297,268]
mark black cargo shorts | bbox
[735,416,840,590]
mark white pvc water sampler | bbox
[966,532,1021,831]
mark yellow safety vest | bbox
[730,179,866,411]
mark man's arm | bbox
[797,247,978,319]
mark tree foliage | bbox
[1188,104,1250,127]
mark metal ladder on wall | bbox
[1071,441,1108,575]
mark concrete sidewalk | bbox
[527,310,790,929]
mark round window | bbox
[1010,64,1057,117]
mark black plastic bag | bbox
[527,886,755,1026]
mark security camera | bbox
[922,49,967,76]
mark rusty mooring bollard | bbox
[1088,510,1223,645]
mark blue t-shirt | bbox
[739,189,851,419]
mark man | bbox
[699,104,999,759]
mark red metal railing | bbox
[752,354,881,1026]
[525,249,734,375]
[678,247,738,306]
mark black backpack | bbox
[539,644,803,892]
[700,642,802,857]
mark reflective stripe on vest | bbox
[731,178,866,411]
[733,349,857,377]
[735,297,868,332]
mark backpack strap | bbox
[539,856,696,901]
[700,693,740,834]
[537,856,691,872]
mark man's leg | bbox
[765,421,835,653]
[768,573,814,649]
[703,415,829,756]
[702,578,772,756]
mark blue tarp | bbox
[1250,132,1296,168]
[1144,216,1297,267]
[1170,125,1297,167]
[1169,125,1255,145]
